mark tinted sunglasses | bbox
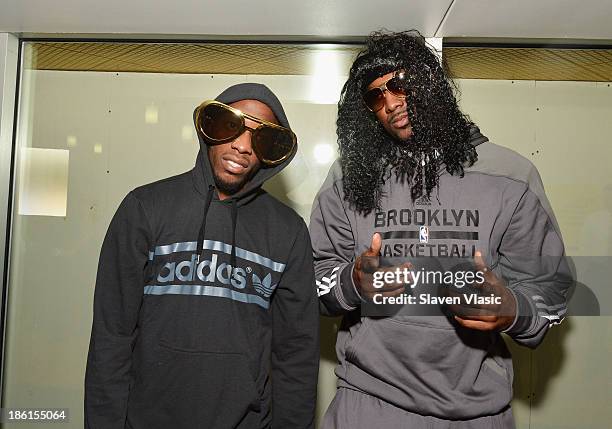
[195,100,297,166]
[363,70,409,112]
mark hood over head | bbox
[190,83,296,271]
[192,82,296,203]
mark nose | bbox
[230,129,254,155]
[383,90,404,112]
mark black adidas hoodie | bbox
[85,83,319,429]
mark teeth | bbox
[227,160,242,169]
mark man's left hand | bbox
[450,251,517,331]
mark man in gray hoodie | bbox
[309,31,571,428]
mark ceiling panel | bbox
[23,42,612,82]
[23,43,363,75]
[3,1,612,41]
[439,0,612,39]
[0,0,452,38]
[445,47,612,81]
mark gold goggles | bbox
[195,100,297,166]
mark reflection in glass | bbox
[17,147,69,217]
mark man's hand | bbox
[352,233,410,301]
[451,251,517,331]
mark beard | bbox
[211,166,260,197]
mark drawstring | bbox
[196,185,215,263]
[230,199,238,279]
[195,185,238,278]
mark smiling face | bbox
[207,99,277,199]
[367,71,413,142]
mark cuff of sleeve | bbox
[502,288,535,335]
[334,263,363,310]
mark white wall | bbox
[456,78,612,429]
[2,67,611,428]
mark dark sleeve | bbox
[85,192,152,428]
[309,174,362,316]
[271,221,320,429]
[498,188,572,349]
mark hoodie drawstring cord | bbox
[230,198,238,279]
[196,185,215,263]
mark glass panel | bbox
[3,41,357,428]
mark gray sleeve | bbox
[498,184,572,349]
[308,162,363,316]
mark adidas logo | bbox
[157,253,278,296]
[316,266,339,297]
[252,273,275,298]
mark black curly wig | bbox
[338,30,477,214]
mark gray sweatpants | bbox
[320,388,516,429]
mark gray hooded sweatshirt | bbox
[309,127,571,420]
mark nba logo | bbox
[419,226,429,243]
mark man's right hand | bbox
[352,233,409,301]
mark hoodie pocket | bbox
[343,317,512,419]
[482,354,511,387]
[129,342,260,428]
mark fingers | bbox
[363,284,405,300]
[373,262,413,292]
[451,302,514,318]
[473,250,487,272]
[454,314,516,331]
[473,250,495,285]
[363,233,382,257]
[454,316,499,331]
[360,233,382,273]
[448,303,498,318]
[356,260,413,301]
[362,281,405,301]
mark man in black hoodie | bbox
[85,83,319,429]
